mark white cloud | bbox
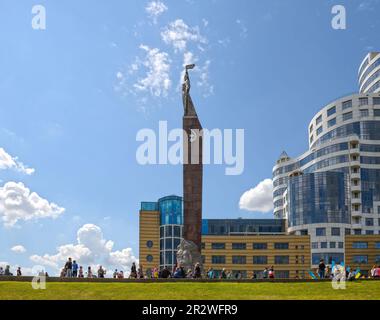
[0,147,35,175]
[236,19,248,39]
[30,224,138,276]
[11,245,26,254]
[161,19,207,52]
[239,179,274,213]
[133,45,172,97]
[146,1,168,24]
[0,181,65,227]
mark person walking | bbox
[65,258,73,278]
[318,259,326,279]
[72,260,78,277]
[193,263,201,279]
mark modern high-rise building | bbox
[273,52,380,266]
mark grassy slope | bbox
[0,281,379,300]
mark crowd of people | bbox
[316,259,380,280]
[1,258,380,280]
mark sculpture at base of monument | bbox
[176,239,203,273]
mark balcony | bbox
[351,198,362,205]
[349,159,361,167]
[350,172,361,179]
[351,185,361,192]
[351,211,362,218]
[349,147,360,155]
[352,224,363,230]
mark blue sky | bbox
[0,0,379,275]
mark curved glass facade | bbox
[158,195,183,225]
[287,172,350,227]
[158,195,183,269]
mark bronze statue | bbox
[182,64,197,116]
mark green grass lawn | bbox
[0,281,379,300]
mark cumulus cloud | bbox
[0,182,65,227]
[133,45,172,97]
[30,224,138,276]
[146,1,168,24]
[11,245,26,254]
[161,19,207,52]
[239,179,274,213]
[0,148,35,175]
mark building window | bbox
[375,242,380,249]
[366,230,374,235]
[309,125,313,133]
[316,126,323,136]
[353,255,368,264]
[232,256,246,264]
[276,271,290,279]
[321,242,328,249]
[327,106,336,117]
[211,256,226,264]
[211,243,225,250]
[338,242,344,249]
[146,255,153,262]
[354,229,362,235]
[274,256,289,264]
[359,97,368,106]
[146,240,153,248]
[330,242,336,249]
[352,242,368,249]
[331,228,340,236]
[312,242,318,249]
[316,115,322,126]
[316,228,326,236]
[201,242,205,250]
[343,112,353,121]
[252,256,268,264]
[274,243,289,250]
[342,100,352,110]
[328,118,337,128]
[253,243,267,250]
[366,218,374,226]
[232,243,246,250]
[300,229,308,235]
[310,135,314,144]
[360,109,369,118]
[373,97,380,105]
[173,226,181,237]
[345,228,351,235]
[376,256,380,264]
[375,109,380,117]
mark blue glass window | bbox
[252,256,267,264]
[331,228,340,236]
[328,118,336,127]
[159,196,183,225]
[316,126,323,136]
[212,256,226,264]
[232,243,246,250]
[360,109,369,117]
[211,243,226,250]
[342,100,352,110]
[274,243,289,250]
[327,106,336,116]
[353,255,368,264]
[312,253,344,265]
[374,97,380,105]
[316,228,326,236]
[253,243,267,250]
[343,112,353,121]
[375,242,380,249]
[232,256,246,264]
[316,115,322,125]
[374,109,380,117]
[274,256,289,264]
[352,242,368,249]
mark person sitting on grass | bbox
[173,265,185,278]
[251,271,257,279]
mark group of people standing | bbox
[60,258,106,279]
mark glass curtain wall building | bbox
[273,53,380,266]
